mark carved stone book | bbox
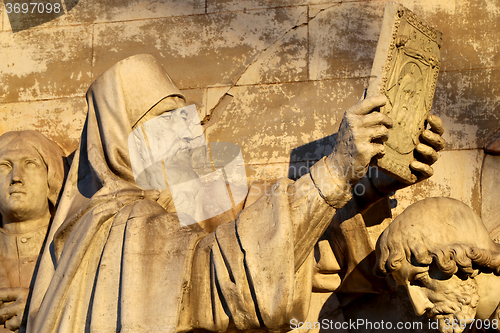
[367,2,442,184]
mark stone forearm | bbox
[288,157,353,270]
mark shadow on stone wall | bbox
[287,133,337,180]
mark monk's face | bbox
[152,107,194,167]
[0,141,49,223]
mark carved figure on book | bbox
[0,131,65,332]
[376,197,500,333]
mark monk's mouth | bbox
[9,190,26,195]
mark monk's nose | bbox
[407,285,434,316]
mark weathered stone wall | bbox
[1,0,499,331]
[2,0,498,220]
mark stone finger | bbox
[0,304,19,324]
[421,129,446,150]
[351,95,387,115]
[365,125,390,142]
[5,315,21,331]
[427,114,445,135]
[0,289,20,303]
[371,142,386,159]
[415,143,438,164]
[410,160,434,178]
[361,111,393,128]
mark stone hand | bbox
[0,287,29,331]
[368,114,446,195]
[326,94,392,186]
[410,114,446,179]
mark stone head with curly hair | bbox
[376,197,500,333]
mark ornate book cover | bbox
[367,2,442,184]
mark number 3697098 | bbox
[5,3,62,14]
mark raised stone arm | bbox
[292,95,392,265]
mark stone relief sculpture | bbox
[23,54,445,332]
[0,131,65,332]
[376,197,500,333]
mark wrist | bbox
[309,157,353,209]
[368,168,405,194]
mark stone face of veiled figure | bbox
[0,131,65,332]
[25,54,444,333]
[376,197,500,333]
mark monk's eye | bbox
[411,272,430,287]
[180,110,188,121]
[25,160,39,168]
[0,162,11,171]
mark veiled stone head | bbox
[134,98,197,172]
[376,197,500,333]
[0,131,65,224]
